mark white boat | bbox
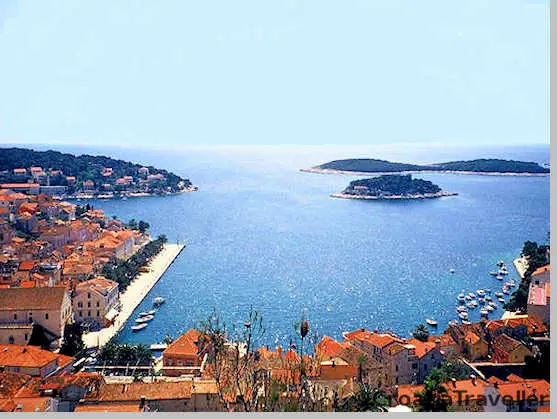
[468,292,476,299]
[461,320,471,325]
[131,323,148,332]
[497,260,505,267]
[496,275,504,280]
[486,305,495,312]
[478,298,486,305]
[448,320,458,327]
[495,292,503,297]
[135,315,154,323]
[502,288,510,295]
[486,296,493,301]
[476,289,485,297]
[456,305,467,312]
[485,288,492,294]
[498,297,506,303]
[480,309,489,316]
[147,310,157,315]
[489,271,498,276]
[466,302,476,309]
[450,268,455,274]
[457,293,466,302]
[138,312,150,317]
[488,301,498,308]
[458,312,469,320]
[499,269,508,276]
[426,318,438,327]
[153,297,166,306]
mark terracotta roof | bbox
[18,260,37,271]
[0,345,66,369]
[1,397,54,412]
[427,334,456,348]
[316,336,345,359]
[75,403,143,412]
[398,378,489,407]
[163,329,201,357]
[464,331,481,345]
[75,277,118,296]
[406,339,437,358]
[493,334,523,354]
[496,379,550,403]
[0,183,40,189]
[0,287,68,311]
[0,373,31,398]
[344,329,402,348]
[89,381,194,402]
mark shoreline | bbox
[331,191,458,200]
[300,167,550,177]
[63,185,199,200]
[82,243,185,349]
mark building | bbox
[73,277,119,328]
[0,344,73,378]
[0,287,73,349]
[527,282,550,324]
[0,183,40,195]
[82,380,221,412]
[162,330,206,377]
[447,323,489,361]
[491,334,532,364]
[530,265,550,287]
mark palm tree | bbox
[338,384,388,412]
[412,324,430,342]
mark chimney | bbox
[139,396,146,408]
[470,374,477,385]
[332,359,336,368]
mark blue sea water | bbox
[59,144,549,347]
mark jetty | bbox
[83,243,185,349]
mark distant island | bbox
[332,174,457,200]
[0,147,197,198]
[302,158,550,176]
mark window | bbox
[177,360,183,366]
[88,311,91,317]
[45,313,49,320]
[79,311,82,317]
[412,363,418,369]
[395,365,398,372]
[97,311,100,317]
[8,336,14,344]
[87,302,91,308]
[97,301,100,307]
[24,334,28,341]
[13,314,17,320]
[88,293,91,298]
[78,302,82,308]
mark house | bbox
[73,277,119,329]
[0,344,73,378]
[0,183,40,195]
[527,282,550,324]
[427,334,458,357]
[12,168,27,177]
[162,329,207,376]
[490,376,550,412]
[83,180,95,191]
[447,323,489,361]
[485,316,547,341]
[530,265,550,287]
[491,334,532,364]
[82,380,221,412]
[0,287,73,349]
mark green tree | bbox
[412,324,430,342]
[337,384,389,412]
[414,369,450,412]
[59,323,84,357]
[138,220,150,233]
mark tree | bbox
[162,334,174,345]
[413,369,450,412]
[127,219,138,230]
[59,323,84,356]
[412,324,430,342]
[337,384,389,412]
[138,220,150,233]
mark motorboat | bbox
[450,268,455,274]
[131,323,148,332]
[468,292,476,299]
[448,320,458,327]
[147,310,157,315]
[457,293,466,302]
[502,288,510,295]
[426,318,438,327]
[135,315,154,323]
[466,302,476,309]
[498,297,506,303]
[461,320,471,325]
[496,275,504,280]
[486,305,495,312]
[465,295,472,301]
[480,309,489,316]
[458,312,469,320]
[488,301,498,308]
[486,296,493,302]
[499,270,508,276]
[485,288,492,294]
[476,289,485,297]
[478,298,486,305]
[153,297,166,306]
[497,260,505,267]
[138,312,150,317]
[489,271,498,276]
[495,292,503,297]
[456,305,468,312]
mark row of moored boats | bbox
[131,297,166,332]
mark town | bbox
[0,182,551,412]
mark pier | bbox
[83,243,185,349]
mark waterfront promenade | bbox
[83,243,185,349]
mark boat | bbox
[457,293,466,302]
[466,302,476,309]
[480,309,489,316]
[485,288,492,294]
[450,268,455,274]
[153,297,166,306]
[495,292,503,297]
[468,292,476,299]
[488,301,498,308]
[486,305,495,312]
[138,312,150,317]
[476,289,485,297]
[426,318,438,327]
[498,269,508,276]
[489,271,498,276]
[461,320,471,325]
[497,260,505,267]
[486,296,492,302]
[448,320,458,327]
[131,323,148,332]
[498,297,506,303]
[456,305,467,312]
[458,312,469,320]
[496,275,504,280]
[502,288,510,295]
[478,298,486,305]
[135,315,154,323]
[147,310,157,315]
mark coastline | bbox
[330,191,458,200]
[300,167,550,177]
[64,185,198,200]
[82,243,185,349]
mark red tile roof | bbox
[0,345,70,369]
[163,329,201,357]
[532,264,550,277]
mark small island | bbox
[0,147,197,199]
[303,158,550,176]
[332,174,457,200]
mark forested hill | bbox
[0,147,192,192]
[316,158,549,174]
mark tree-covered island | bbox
[332,174,457,200]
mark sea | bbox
[28,143,550,348]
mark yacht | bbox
[135,315,154,323]
[426,318,438,327]
[153,297,166,306]
[498,269,508,276]
[458,312,469,320]
[476,289,485,297]
[498,297,506,303]
[457,294,466,302]
[478,298,486,305]
[495,292,503,297]
[138,312,150,317]
[468,292,476,299]
[450,268,455,274]
[147,310,157,315]
[486,296,493,302]
[502,288,510,295]
[456,305,467,313]
[496,275,504,280]
[480,308,489,316]
[131,323,148,332]
[466,302,476,309]
[489,271,498,276]
[486,305,495,312]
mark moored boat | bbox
[135,315,154,323]
[131,323,148,332]
[426,318,438,327]
[476,289,485,297]
[153,297,166,306]
[489,271,498,276]
[457,293,466,302]
[458,312,469,320]
[456,305,467,312]
[498,297,505,303]
[496,275,504,280]
[147,310,157,315]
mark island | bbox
[0,147,197,198]
[302,158,550,176]
[331,174,457,200]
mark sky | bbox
[0,0,549,149]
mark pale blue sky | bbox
[0,0,549,148]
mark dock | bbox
[83,243,185,349]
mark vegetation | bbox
[413,368,450,412]
[412,324,430,342]
[342,175,442,197]
[59,323,85,357]
[126,219,150,233]
[0,147,192,193]
[337,384,389,412]
[101,235,168,291]
[316,158,549,174]
[97,341,153,366]
[504,239,549,312]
